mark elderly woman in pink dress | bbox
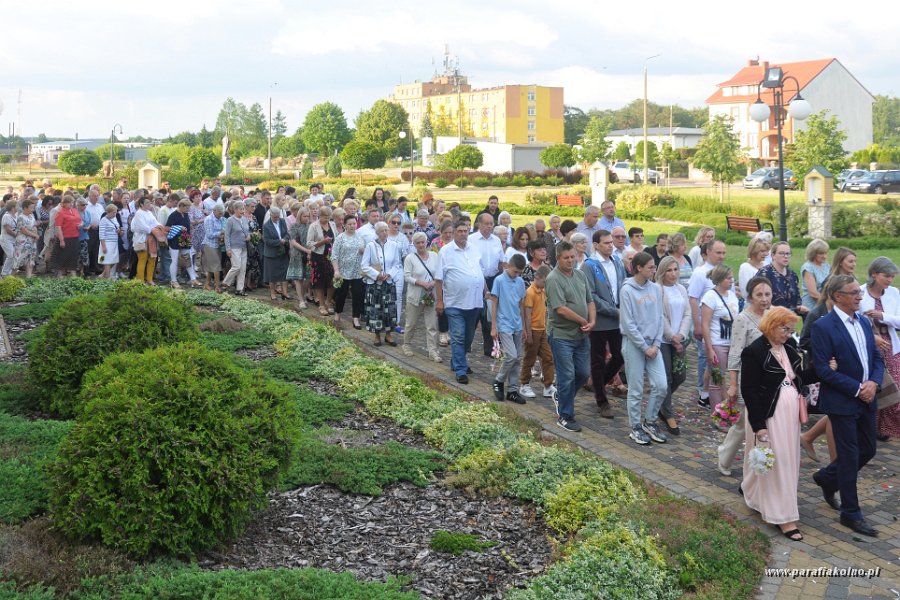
[739,307,819,541]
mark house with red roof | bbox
[706,58,873,163]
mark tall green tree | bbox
[613,141,631,161]
[184,147,223,178]
[246,103,268,148]
[692,114,744,202]
[577,116,612,164]
[94,144,126,161]
[340,141,386,180]
[873,95,900,146]
[434,105,454,137]
[354,100,410,157]
[301,102,351,156]
[197,125,215,148]
[634,140,659,169]
[539,144,576,169]
[785,110,848,188]
[273,132,304,158]
[444,144,483,170]
[564,106,590,145]
[58,149,102,176]
[271,110,288,140]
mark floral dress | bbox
[874,296,900,438]
[331,232,364,281]
[189,205,206,256]
[757,264,801,310]
[246,214,262,287]
[286,222,309,281]
[14,213,37,269]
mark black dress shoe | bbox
[466,367,473,374]
[456,374,469,384]
[812,472,840,511]
[839,516,878,537]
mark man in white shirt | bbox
[202,187,224,215]
[85,186,106,275]
[435,220,487,384]
[469,213,506,357]
[687,239,727,408]
[357,208,381,247]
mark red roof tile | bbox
[706,58,834,105]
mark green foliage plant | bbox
[692,115,744,202]
[301,102,352,156]
[539,144,576,169]
[0,276,26,302]
[434,177,449,188]
[324,154,342,177]
[183,147,223,178]
[57,149,102,176]
[577,116,613,164]
[340,141,387,171]
[423,404,527,458]
[49,343,299,557]
[472,176,490,187]
[444,144,483,170]
[543,470,642,534]
[785,110,848,189]
[29,281,198,418]
[453,176,469,188]
[430,530,496,556]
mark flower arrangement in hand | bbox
[746,444,775,474]
[249,231,262,246]
[712,401,740,430]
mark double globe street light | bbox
[748,66,812,241]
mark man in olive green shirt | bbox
[545,241,595,432]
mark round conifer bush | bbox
[29,281,198,417]
[49,343,299,557]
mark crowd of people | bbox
[3,178,898,540]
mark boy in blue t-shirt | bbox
[490,253,527,404]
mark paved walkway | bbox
[256,292,899,600]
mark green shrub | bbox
[198,327,275,352]
[511,175,528,187]
[290,384,355,427]
[0,582,55,600]
[543,470,642,534]
[472,176,491,187]
[73,564,418,600]
[324,154,342,177]
[491,176,510,187]
[0,412,73,524]
[614,186,676,212]
[423,403,527,457]
[281,436,443,495]
[434,177,449,188]
[0,298,68,321]
[29,282,198,418]
[49,343,299,557]
[508,546,679,600]
[0,277,26,302]
[453,176,469,188]
[15,277,117,303]
[877,196,898,211]
[530,176,544,186]
[506,445,612,505]
[545,175,562,186]
[430,530,496,555]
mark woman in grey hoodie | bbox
[620,251,669,445]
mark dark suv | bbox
[845,170,900,194]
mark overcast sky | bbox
[2,0,897,140]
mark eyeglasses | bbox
[778,326,794,334]
[776,252,792,256]
[390,221,401,225]
[404,232,413,236]
[613,235,626,239]
[836,289,864,297]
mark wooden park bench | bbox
[726,215,774,235]
[556,195,584,207]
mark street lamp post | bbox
[749,67,812,241]
[398,130,414,188]
[268,83,277,173]
[110,123,123,191]
[643,54,660,185]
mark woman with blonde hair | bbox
[740,306,820,541]
[656,255,692,435]
[739,237,771,300]
[689,226,715,268]
[668,232,692,288]
[800,239,830,310]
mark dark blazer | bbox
[811,308,885,416]
[581,255,626,331]
[262,218,289,258]
[740,336,818,433]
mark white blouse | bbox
[361,239,403,285]
[861,285,900,355]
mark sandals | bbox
[779,527,803,541]
[319,307,329,316]
[384,336,397,347]
[800,437,820,462]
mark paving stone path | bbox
[256,291,899,600]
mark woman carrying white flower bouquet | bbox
[739,306,820,541]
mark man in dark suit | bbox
[810,274,885,537]
[581,229,627,419]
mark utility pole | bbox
[268,83,277,173]
[643,55,660,185]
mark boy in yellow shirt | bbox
[518,265,556,398]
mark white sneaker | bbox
[518,384,536,398]
[542,384,557,398]
[439,333,450,346]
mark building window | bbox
[528,135,536,143]
[527,91,536,102]
[730,107,740,120]
[527,107,536,117]
[527,121,536,131]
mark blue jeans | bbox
[622,338,668,428]
[157,247,172,283]
[548,335,591,421]
[696,338,707,394]
[445,307,481,376]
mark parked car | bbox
[845,170,900,194]
[612,161,641,183]
[743,167,795,190]
[837,169,868,191]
